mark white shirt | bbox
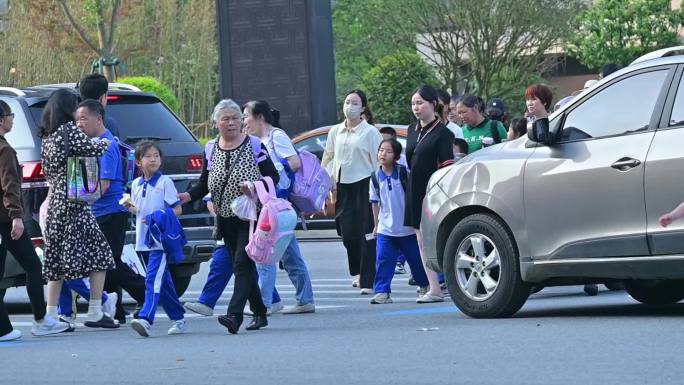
[369,168,415,237]
[131,172,180,251]
[322,120,382,184]
[447,121,464,139]
[260,127,297,189]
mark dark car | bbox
[291,123,407,228]
[0,83,214,295]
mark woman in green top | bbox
[456,94,508,153]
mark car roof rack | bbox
[631,46,684,66]
[26,82,141,92]
[0,87,26,96]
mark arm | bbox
[321,125,336,169]
[285,154,301,172]
[66,124,108,157]
[100,180,111,195]
[0,147,24,239]
[371,203,380,235]
[257,144,280,187]
[437,128,456,168]
[660,202,684,227]
[184,156,209,203]
[368,127,382,169]
[173,205,183,217]
[272,130,301,172]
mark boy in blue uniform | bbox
[369,139,429,304]
[123,141,186,337]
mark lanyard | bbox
[416,120,439,144]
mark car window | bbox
[29,96,195,144]
[0,97,36,150]
[560,70,668,142]
[294,134,327,160]
[668,75,684,127]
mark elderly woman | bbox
[39,88,118,329]
[179,99,280,334]
[322,89,382,294]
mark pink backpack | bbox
[289,150,332,213]
[245,177,297,265]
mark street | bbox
[2,238,684,385]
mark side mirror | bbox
[527,118,556,146]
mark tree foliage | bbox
[118,76,179,113]
[362,52,439,125]
[571,0,684,70]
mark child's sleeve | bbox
[369,174,379,204]
[163,177,181,207]
[130,178,141,207]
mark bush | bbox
[117,76,179,113]
[362,51,439,125]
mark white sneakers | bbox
[31,315,71,336]
[131,318,151,337]
[0,329,21,342]
[245,301,284,316]
[184,302,214,316]
[167,320,187,335]
[370,293,393,304]
[131,318,188,337]
[416,293,444,303]
[282,303,316,314]
[360,288,373,295]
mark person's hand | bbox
[206,201,216,217]
[372,225,378,238]
[660,213,676,228]
[11,218,24,240]
[178,192,191,204]
[239,181,255,198]
[101,138,113,147]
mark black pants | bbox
[335,178,376,289]
[219,216,266,319]
[0,222,46,335]
[98,212,145,310]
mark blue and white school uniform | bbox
[370,167,429,294]
[131,171,185,324]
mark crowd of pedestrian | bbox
[2,62,675,341]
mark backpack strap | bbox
[205,137,218,171]
[370,169,381,206]
[490,120,502,144]
[253,176,276,205]
[398,164,408,192]
[249,135,268,163]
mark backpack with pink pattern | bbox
[245,177,297,265]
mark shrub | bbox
[117,76,179,113]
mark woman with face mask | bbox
[322,90,383,293]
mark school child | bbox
[369,139,429,304]
[122,141,186,337]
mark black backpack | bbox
[370,164,408,207]
[488,119,502,144]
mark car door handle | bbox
[611,157,641,171]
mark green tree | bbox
[117,76,179,113]
[571,0,684,70]
[362,52,439,124]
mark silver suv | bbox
[422,47,684,318]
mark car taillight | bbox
[106,95,121,102]
[22,161,48,189]
[187,154,203,172]
[31,237,44,248]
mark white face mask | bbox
[343,104,363,120]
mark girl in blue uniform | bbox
[123,141,186,337]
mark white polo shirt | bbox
[369,168,415,238]
[131,171,181,251]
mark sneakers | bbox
[416,293,444,303]
[352,276,360,288]
[184,302,214,316]
[282,303,315,314]
[360,288,373,295]
[58,314,77,332]
[103,292,117,319]
[395,263,406,274]
[0,329,21,342]
[370,293,393,304]
[168,319,187,335]
[32,315,71,336]
[131,318,151,337]
[408,276,417,286]
[417,286,428,296]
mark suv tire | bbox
[443,214,530,318]
[625,280,684,305]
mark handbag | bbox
[211,138,249,240]
[62,126,101,204]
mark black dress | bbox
[404,119,455,229]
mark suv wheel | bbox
[625,280,684,305]
[443,214,530,318]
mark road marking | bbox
[382,306,457,316]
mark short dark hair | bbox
[509,118,528,139]
[453,138,468,155]
[0,100,11,117]
[135,141,163,162]
[458,94,485,114]
[436,89,451,106]
[79,73,109,100]
[38,88,79,139]
[378,138,402,162]
[524,84,553,111]
[78,99,106,121]
[379,126,397,137]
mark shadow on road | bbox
[516,302,684,318]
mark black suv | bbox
[0,83,214,295]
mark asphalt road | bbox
[2,239,684,385]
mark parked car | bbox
[0,83,214,296]
[291,123,407,228]
[421,47,684,318]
